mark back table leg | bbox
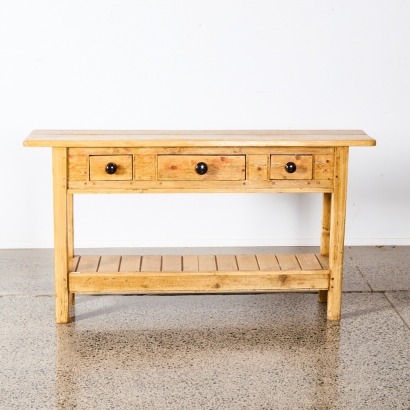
[327,147,349,320]
[319,192,332,303]
[52,148,71,324]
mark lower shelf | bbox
[69,253,330,293]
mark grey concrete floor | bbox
[0,246,409,409]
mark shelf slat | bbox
[76,255,100,272]
[141,255,161,272]
[216,255,238,271]
[119,255,141,272]
[162,255,182,272]
[296,254,323,270]
[256,254,280,271]
[98,256,121,272]
[276,254,301,271]
[198,255,217,271]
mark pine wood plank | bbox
[216,255,238,271]
[69,271,330,293]
[327,147,349,320]
[52,148,70,323]
[68,155,87,181]
[69,146,336,156]
[69,256,80,272]
[141,255,162,272]
[277,254,301,271]
[198,255,217,272]
[76,255,100,273]
[256,254,280,271]
[67,194,74,259]
[134,154,156,180]
[296,254,323,270]
[68,179,335,193]
[321,193,332,257]
[316,254,329,269]
[247,155,268,181]
[162,255,182,272]
[98,255,121,272]
[315,155,334,180]
[183,255,199,272]
[24,130,376,148]
[236,254,259,271]
[119,256,141,272]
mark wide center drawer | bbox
[157,155,246,181]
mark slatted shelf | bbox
[69,253,330,293]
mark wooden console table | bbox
[24,130,375,323]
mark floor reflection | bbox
[55,297,341,409]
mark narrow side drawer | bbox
[89,155,133,181]
[270,155,313,180]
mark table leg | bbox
[53,148,71,323]
[318,192,332,303]
[327,147,349,320]
[67,194,74,258]
[67,193,75,305]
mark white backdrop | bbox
[1,1,409,248]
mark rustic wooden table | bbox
[24,130,375,323]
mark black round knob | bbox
[285,162,297,173]
[105,162,117,175]
[195,162,208,175]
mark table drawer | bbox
[89,155,133,181]
[158,155,246,181]
[270,155,313,180]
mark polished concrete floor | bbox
[0,246,409,409]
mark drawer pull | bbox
[285,162,297,173]
[195,162,208,175]
[105,162,118,175]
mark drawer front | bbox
[158,155,246,181]
[89,155,133,181]
[270,155,313,180]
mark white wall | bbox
[1,1,409,248]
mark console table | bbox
[24,130,375,323]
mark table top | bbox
[24,130,376,148]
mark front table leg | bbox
[327,147,349,320]
[52,148,71,323]
[67,193,75,306]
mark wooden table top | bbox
[24,130,376,148]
